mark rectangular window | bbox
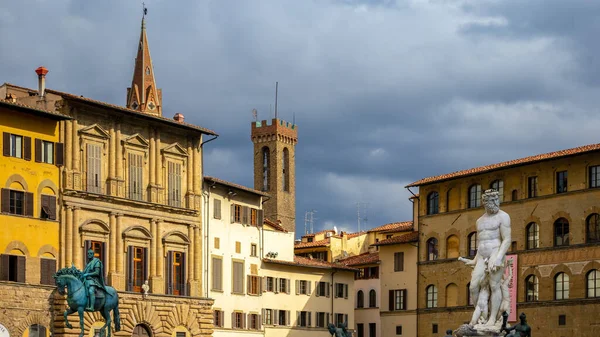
[9,134,23,158]
[86,143,103,193]
[126,246,147,292]
[396,325,403,335]
[40,140,54,164]
[558,314,566,326]
[249,313,259,330]
[235,241,241,254]
[213,199,222,219]
[394,252,404,272]
[278,310,289,326]
[170,251,185,295]
[334,313,347,326]
[232,261,244,294]
[214,237,220,249]
[528,176,538,198]
[432,324,438,334]
[247,275,261,295]
[251,208,258,226]
[264,309,273,325]
[232,312,244,329]
[386,234,393,239]
[591,166,600,189]
[357,323,364,337]
[40,194,57,220]
[317,281,329,297]
[266,276,274,292]
[335,283,348,298]
[211,257,223,291]
[128,153,143,200]
[40,258,56,285]
[9,190,25,215]
[369,323,376,337]
[250,244,257,257]
[316,312,328,328]
[175,332,185,337]
[0,254,26,282]
[234,204,242,223]
[167,162,182,207]
[296,280,311,295]
[279,278,290,294]
[88,241,105,265]
[390,289,407,311]
[556,171,568,193]
[297,311,310,327]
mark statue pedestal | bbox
[454,323,506,337]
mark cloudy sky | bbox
[2,0,599,237]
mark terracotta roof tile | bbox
[4,83,217,136]
[0,99,71,119]
[367,221,413,233]
[406,143,600,187]
[263,256,357,271]
[263,218,288,233]
[294,238,330,249]
[372,231,419,246]
[346,231,366,239]
[339,252,380,266]
[204,176,269,197]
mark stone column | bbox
[116,126,124,197]
[149,129,155,185]
[108,124,117,195]
[152,219,165,293]
[149,219,156,277]
[194,226,200,281]
[155,129,161,185]
[72,207,81,267]
[193,138,201,209]
[116,214,123,274]
[188,225,194,282]
[65,121,72,170]
[186,139,194,208]
[65,206,73,266]
[71,118,79,170]
[109,213,117,273]
[59,206,66,268]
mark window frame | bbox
[587,270,600,298]
[426,285,437,308]
[554,272,569,300]
[468,184,482,208]
[427,238,438,261]
[525,275,539,302]
[590,165,600,189]
[427,191,439,215]
[369,289,377,308]
[526,222,539,249]
[356,290,364,308]
[9,133,23,158]
[468,232,477,256]
[527,176,538,198]
[554,218,570,247]
[587,214,600,243]
[556,170,568,194]
[490,179,504,202]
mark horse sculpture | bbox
[328,322,352,337]
[54,265,121,337]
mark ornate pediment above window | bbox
[79,123,110,141]
[162,230,190,255]
[161,142,188,159]
[122,225,153,248]
[79,219,110,241]
[122,133,150,150]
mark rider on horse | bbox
[82,249,109,311]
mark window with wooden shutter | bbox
[40,258,56,285]
[394,252,404,272]
[167,162,182,207]
[232,261,244,294]
[2,132,9,157]
[212,257,223,291]
[128,153,143,200]
[40,195,56,220]
[127,246,147,292]
[35,139,42,162]
[230,204,234,223]
[0,254,26,283]
[213,199,221,219]
[242,206,249,225]
[55,142,64,166]
[86,143,102,193]
[235,241,241,254]
[257,209,264,226]
[23,136,31,161]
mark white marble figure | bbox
[458,189,511,329]
[142,280,150,299]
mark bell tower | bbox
[251,118,298,233]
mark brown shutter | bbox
[17,255,26,283]
[230,204,235,223]
[40,258,56,285]
[55,143,64,166]
[166,251,173,294]
[35,139,42,162]
[398,252,404,271]
[181,252,187,296]
[232,312,235,328]
[326,282,330,298]
[344,284,348,299]
[23,136,31,161]
[1,189,9,213]
[25,192,34,217]
[402,289,407,310]
[127,246,133,291]
[258,209,264,226]
[2,133,9,157]
[0,254,9,280]
[389,290,394,311]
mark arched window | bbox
[282,148,289,192]
[526,222,539,249]
[555,272,569,300]
[446,188,453,212]
[468,184,482,208]
[445,283,458,307]
[132,324,151,337]
[587,214,600,243]
[357,290,364,308]
[28,324,47,337]
[490,180,504,202]
[554,218,570,246]
[427,238,438,261]
[426,285,438,308]
[587,270,600,298]
[369,289,377,307]
[525,275,538,302]
[446,235,459,259]
[261,147,270,191]
[427,192,439,215]
[468,232,477,256]
[511,189,518,201]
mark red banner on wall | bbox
[504,254,518,322]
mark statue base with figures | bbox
[454,323,504,337]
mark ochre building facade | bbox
[408,143,600,337]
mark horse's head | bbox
[54,274,68,295]
[53,265,83,296]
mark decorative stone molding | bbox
[36,244,58,258]
[4,173,28,190]
[4,240,30,256]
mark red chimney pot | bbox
[35,66,49,76]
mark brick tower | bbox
[251,118,298,233]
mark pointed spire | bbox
[126,12,162,115]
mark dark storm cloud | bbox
[1,0,599,236]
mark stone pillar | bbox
[59,206,66,268]
[188,225,194,284]
[152,219,165,293]
[108,124,118,196]
[193,139,201,209]
[116,214,123,273]
[116,126,124,197]
[194,226,200,281]
[109,213,117,273]
[186,138,194,208]
[65,206,73,266]
[72,207,81,268]
[64,121,73,189]
[149,219,156,276]
[149,129,155,185]
[155,129,161,185]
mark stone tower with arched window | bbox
[251,118,298,232]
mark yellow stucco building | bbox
[0,97,70,337]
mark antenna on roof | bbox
[356,202,369,232]
[304,210,317,234]
[274,81,278,119]
[142,2,148,16]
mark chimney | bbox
[173,113,184,123]
[35,66,49,97]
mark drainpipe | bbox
[200,134,218,297]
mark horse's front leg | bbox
[64,307,75,329]
[78,307,85,337]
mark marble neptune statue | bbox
[457,189,512,333]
